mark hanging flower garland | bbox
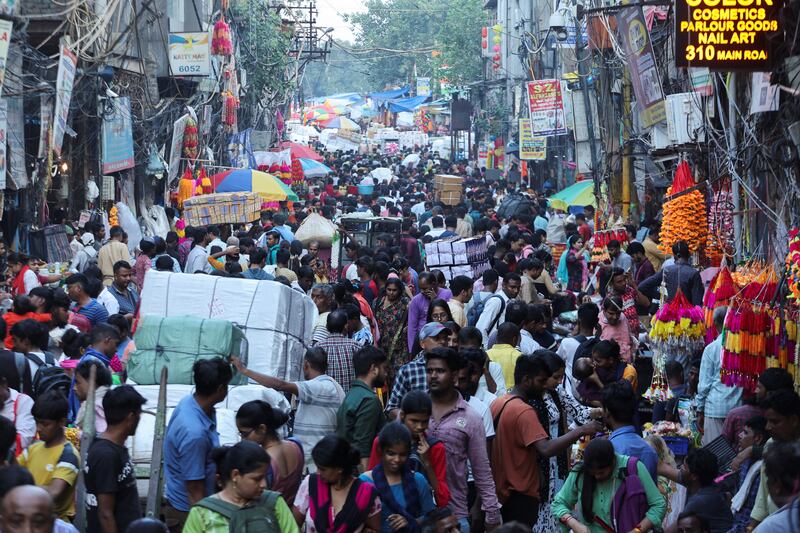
[659,161,707,254]
[212,18,233,56]
[182,117,199,161]
[646,289,706,402]
[705,186,734,266]
[720,265,779,392]
[702,265,737,343]
[108,205,119,227]
[176,167,196,209]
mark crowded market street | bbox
[0,0,798,532]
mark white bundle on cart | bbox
[138,270,316,382]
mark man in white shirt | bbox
[556,302,599,398]
[425,216,447,239]
[476,273,522,347]
[184,228,212,274]
[232,347,344,472]
[0,380,35,451]
[207,225,226,253]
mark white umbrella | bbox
[402,153,420,167]
[370,167,393,183]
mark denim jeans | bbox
[458,517,471,533]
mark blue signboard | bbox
[102,96,135,173]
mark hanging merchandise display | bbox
[702,265,737,343]
[647,288,706,402]
[705,185,734,266]
[177,167,196,209]
[182,117,199,160]
[212,18,233,56]
[787,229,800,301]
[492,24,502,71]
[108,205,119,227]
[659,160,707,254]
[720,264,779,392]
[291,158,304,186]
[649,288,706,356]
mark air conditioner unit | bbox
[666,92,705,145]
[649,92,705,150]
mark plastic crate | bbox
[358,185,375,195]
[663,436,690,456]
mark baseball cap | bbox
[419,322,451,341]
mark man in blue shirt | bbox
[162,358,233,531]
[270,213,294,243]
[603,380,659,482]
[65,273,109,326]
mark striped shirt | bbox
[295,374,345,471]
[74,299,109,326]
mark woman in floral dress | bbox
[530,350,592,533]
[373,278,410,380]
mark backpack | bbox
[25,352,71,399]
[573,336,599,364]
[610,457,650,532]
[467,293,506,329]
[195,491,282,533]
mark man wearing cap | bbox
[385,322,451,419]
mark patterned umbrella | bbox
[211,169,299,202]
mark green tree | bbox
[230,0,295,126]
[347,0,485,91]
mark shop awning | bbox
[370,85,411,102]
[388,95,430,113]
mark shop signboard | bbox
[526,80,567,136]
[0,20,12,91]
[617,5,666,128]
[169,32,211,76]
[101,97,135,173]
[519,119,546,160]
[417,77,431,96]
[0,99,6,189]
[52,42,77,157]
[675,0,782,71]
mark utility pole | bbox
[576,30,599,193]
[728,72,742,261]
[622,70,632,218]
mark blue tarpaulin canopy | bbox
[370,85,411,102]
[388,95,430,113]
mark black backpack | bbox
[25,352,71,399]
[573,336,599,364]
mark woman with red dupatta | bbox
[293,435,381,533]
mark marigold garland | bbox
[659,161,707,254]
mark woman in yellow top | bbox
[183,441,298,533]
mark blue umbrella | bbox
[299,158,333,178]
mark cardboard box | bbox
[183,192,261,226]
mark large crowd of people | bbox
[0,147,797,533]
